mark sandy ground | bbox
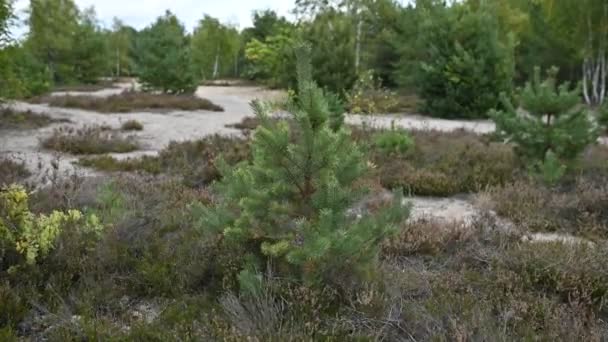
[1,84,284,185]
[0,84,598,244]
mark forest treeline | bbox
[0,0,607,118]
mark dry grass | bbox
[41,125,139,155]
[0,108,70,130]
[354,127,519,196]
[0,158,30,185]
[52,81,118,92]
[79,135,250,186]
[31,90,224,113]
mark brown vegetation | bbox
[31,90,224,113]
[0,108,70,130]
[41,126,139,154]
[79,135,250,186]
[0,158,30,185]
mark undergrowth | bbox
[31,90,224,113]
[42,125,139,155]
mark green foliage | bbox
[108,18,136,77]
[347,70,399,114]
[137,11,198,94]
[191,16,241,80]
[197,45,408,288]
[0,45,52,99]
[26,1,107,85]
[71,8,109,83]
[491,66,598,181]
[0,184,102,269]
[244,27,296,88]
[536,150,566,186]
[360,128,517,196]
[416,3,515,119]
[373,127,414,155]
[304,9,358,92]
[0,0,11,43]
[599,103,608,131]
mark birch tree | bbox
[191,16,240,80]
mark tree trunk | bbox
[213,46,220,79]
[116,48,120,78]
[355,18,362,74]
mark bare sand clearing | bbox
[1,85,284,185]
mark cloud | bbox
[13,0,295,32]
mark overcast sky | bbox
[12,0,296,34]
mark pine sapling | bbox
[195,44,408,289]
[491,66,598,182]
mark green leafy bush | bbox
[196,45,408,289]
[347,70,400,114]
[373,127,414,155]
[0,184,102,269]
[416,4,514,119]
[491,67,598,183]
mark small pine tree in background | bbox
[491,66,598,182]
[196,43,408,290]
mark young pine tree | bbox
[491,67,598,181]
[196,44,408,289]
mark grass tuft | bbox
[121,120,144,131]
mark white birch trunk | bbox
[213,47,220,79]
[355,18,362,74]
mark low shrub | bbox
[52,81,117,92]
[31,90,224,113]
[41,126,139,154]
[121,120,144,131]
[347,70,400,114]
[79,135,250,187]
[0,108,69,130]
[225,117,260,137]
[0,184,102,270]
[356,128,518,196]
[485,175,608,239]
[373,128,414,155]
[0,158,30,186]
